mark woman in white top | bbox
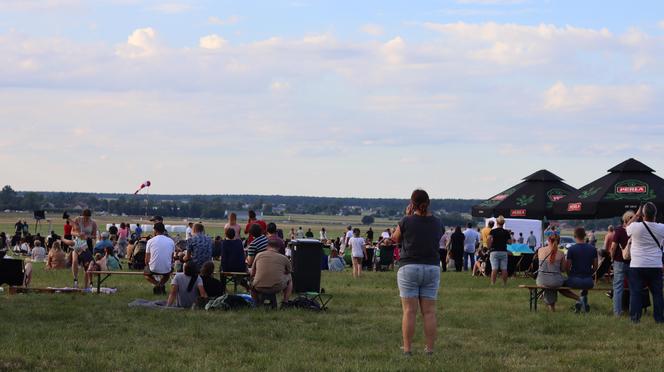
[349,228,368,278]
[626,202,664,324]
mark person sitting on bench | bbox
[220,228,246,273]
[250,239,293,304]
[535,235,577,312]
[565,227,598,313]
[166,261,208,309]
[200,261,224,298]
[144,223,175,295]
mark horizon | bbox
[1,1,664,199]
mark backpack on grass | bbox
[205,294,253,311]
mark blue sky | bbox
[1,0,664,198]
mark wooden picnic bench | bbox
[88,270,250,294]
[518,285,611,311]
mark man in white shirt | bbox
[340,225,353,255]
[185,222,193,241]
[380,228,391,240]
[143,223,175,295]
[463,222,480,272]
[625,202,664,323]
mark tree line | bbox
[0,185,478,224]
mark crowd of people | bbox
[2,191,664,357]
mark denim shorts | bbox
[397,264,440,300]
[489,251,508,271]
[564,276,594,290]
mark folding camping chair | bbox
[377,245,394,271]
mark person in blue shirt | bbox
[93,232,115,256]
[564,227,598,313]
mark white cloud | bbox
[270,80,291,92]
[208,15,241,26]
[361,24,384,36]
[381,36,405,64]
[199,34,227,50]
[424,22,613,66]
[115,27,158,58]
[1,21,663,197]
[543,81,652,112]
[150,3,191,14]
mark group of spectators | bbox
[436,219,537,285]
[599,203,664,323]
[141,211,293,309]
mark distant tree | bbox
[0,185,17,209]
[361,215,375,225]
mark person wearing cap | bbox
[149,216,169,236]
[94,232,114,256]
[250,238,293,303]
[143,222,175,294]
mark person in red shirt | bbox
[63,220,73,240]
[244,210,266,245]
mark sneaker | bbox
[73,280,78,289]
[573,303,582,313]
[403,351,413,357]
[584,303,590,313]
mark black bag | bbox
[282,296,322,312]
[205,294,253,311]
[130,251,146,270]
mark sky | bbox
[1,0,664,199]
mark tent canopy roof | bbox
[522,169,564,182]
[608,158,654,173]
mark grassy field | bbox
[0,212,397,243]
[2,258,664,371]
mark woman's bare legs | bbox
[71,250,79,285]
[401,297,418,353]
[419,298,437,352]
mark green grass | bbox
[2,261,664,371]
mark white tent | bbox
[485,218,542,248]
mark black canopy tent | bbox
[471,169,577,220]
[552,158,664,220]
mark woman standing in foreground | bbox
[390,189,442,356]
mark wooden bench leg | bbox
[529,288,534,311]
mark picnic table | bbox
[88,270,250,294]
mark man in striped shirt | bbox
[246,223,268,268]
